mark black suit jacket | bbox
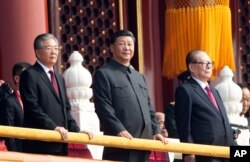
[175,78,234,162]
[20,62,79,155]
[93,59,160,161]
[1,92,23,151]
[164,102,178,138]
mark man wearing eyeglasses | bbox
[19,33,93,155]
[174,50,235,162]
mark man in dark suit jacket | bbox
[1,62,31,151]
[164,102,178,138]
[93,30,167,162]
[20,33,92,156]
[174,50,235,162]
[164,71,190,139]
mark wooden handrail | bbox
[0,125,229,158]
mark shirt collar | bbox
[192,76,208,90]
[110,59,132,74]
[37,60,53,74]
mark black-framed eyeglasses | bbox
[192,61,215,68]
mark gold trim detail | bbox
[136,0,144,74]
[118,0,124,29]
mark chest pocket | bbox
[138,82,148,98]
[113,82,131,98]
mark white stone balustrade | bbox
[63,51,103,159]
[215,66,249,145]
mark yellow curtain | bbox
[162,0,235,79]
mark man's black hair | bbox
[185,49,205,71]
[110,30,136,44]
[177,70,190,82]
[12,62,31,78]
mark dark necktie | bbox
[205,86,219,110]
[49,70,59,96]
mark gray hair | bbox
[33,33,58,51]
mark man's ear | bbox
[14,75,20,84]
[35,50,40,57]
[189,64,193,72]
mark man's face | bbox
[241,87,250,114]
[189,52,213,82]
[111,36,134,66]
[36,38,59,68]
[157,116,165,130]
[156,114,168,137]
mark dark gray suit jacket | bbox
[175,77,234,162]
[93,59,160,161]
[1,92,23,151]
[20,62,79,155]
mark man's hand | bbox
[118,130,133,139]
[153,133,168,144]
[80,130,94,139]
[161,128,168,138]
[55,126,68,141]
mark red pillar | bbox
[141,0,167,112]
[0,0,48,82]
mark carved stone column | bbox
[63,51,103,159]
[215,66,249,145]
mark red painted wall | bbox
[0,0,48,83]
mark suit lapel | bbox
[34,62,61,102]
[54,71,64,102]
[210,87,227,116]
[191,81,213,108]
[189,78,221,115]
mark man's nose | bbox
[123,44,130,49]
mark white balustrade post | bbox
[215,66,249,145]
[63,51,103,159]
